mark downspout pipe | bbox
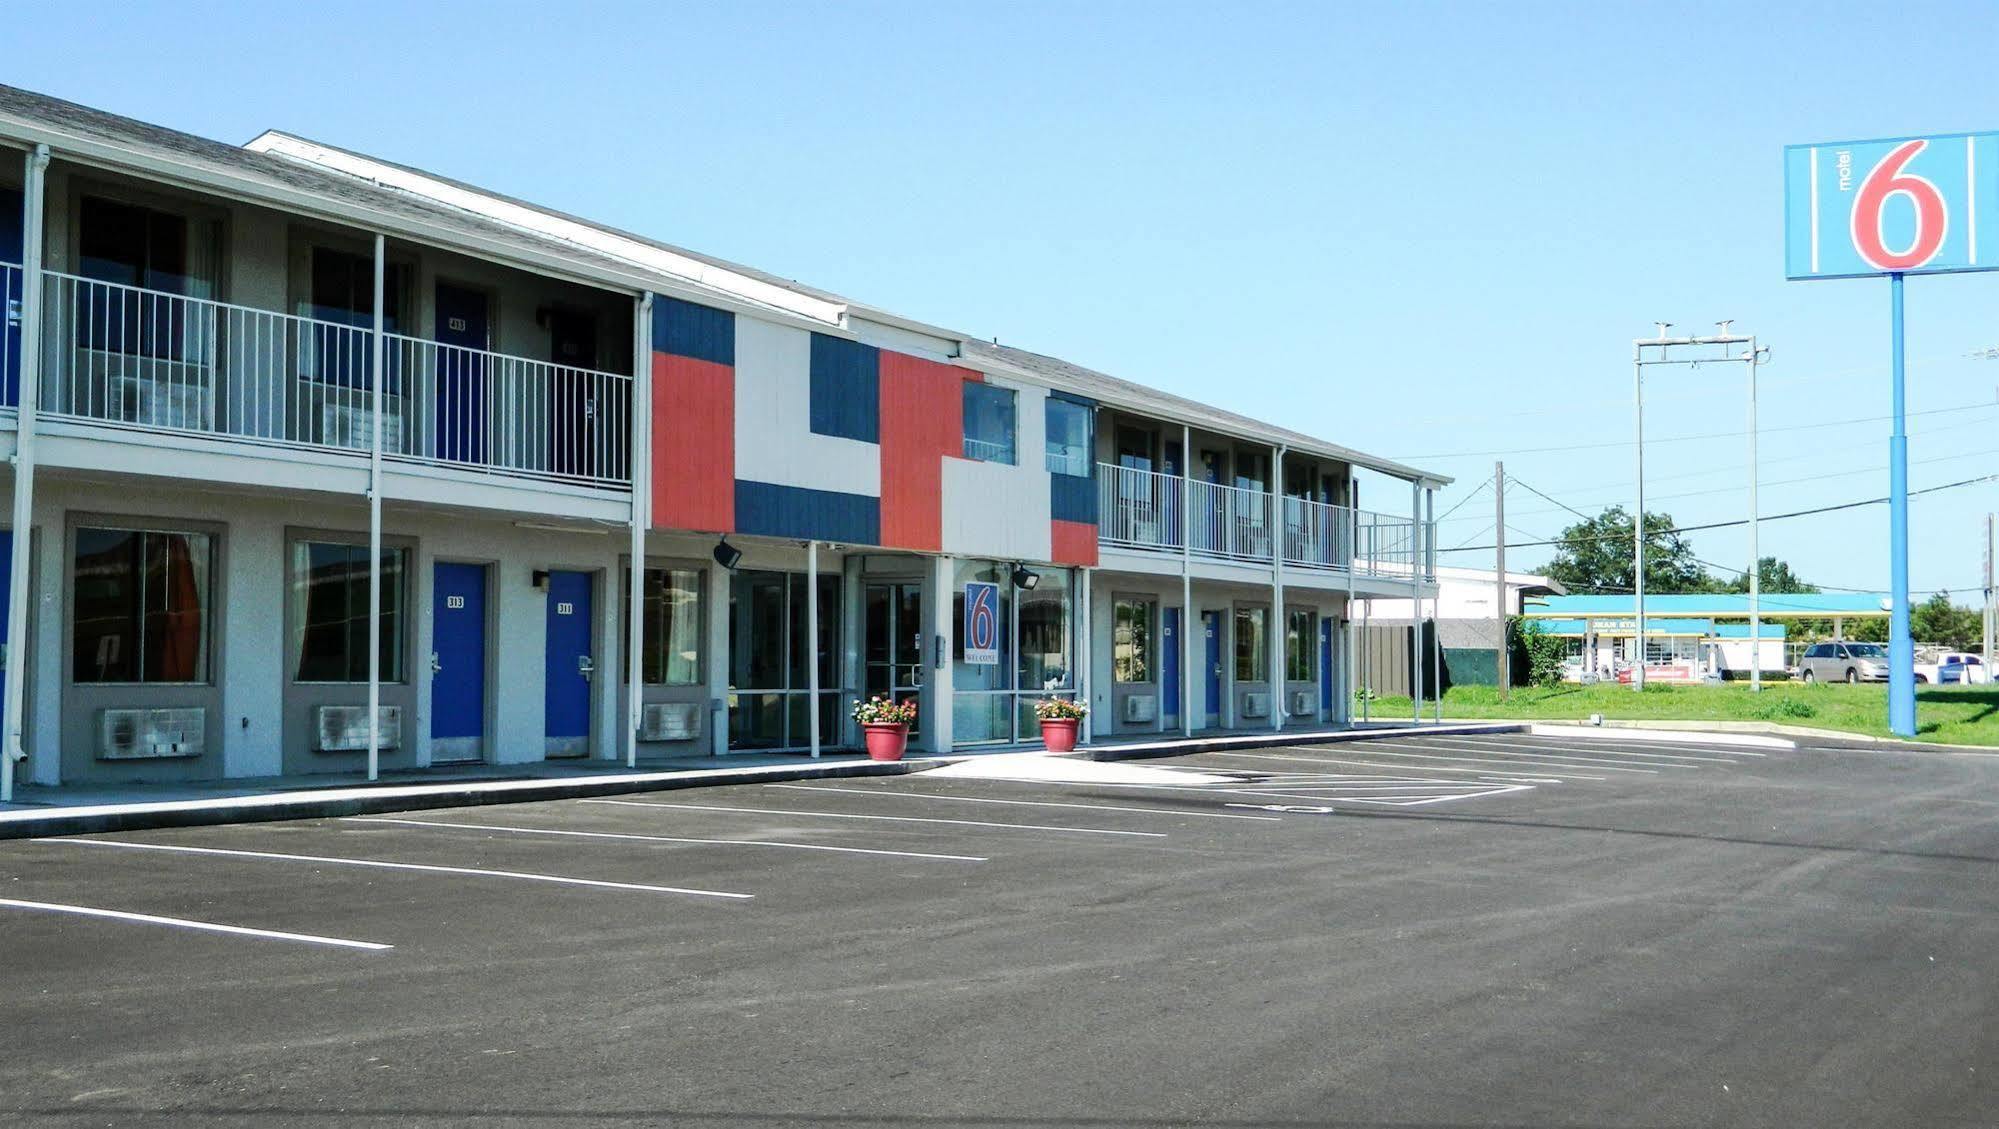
[366,233,385,783]
[3,144,48,802]
[1270,443,1285,732]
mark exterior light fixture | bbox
[713,538,743,570]
[1011,564,1039,590]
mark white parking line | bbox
[1204,749,1605,782]
[1350,740,1668,773]
[1503,737,1764,760]
[1409,736,1745,764]
[580,799,1167,838]
[0,896,392,951]
[344,816,989,861]
[42,838,754,899]
[763,783,1283,821]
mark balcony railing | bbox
[2,263,20,411]
[1096,461,1436,580]
[15,270,632,489]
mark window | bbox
[726,570,842,750]
[77,196,193,360]
[1045,399,1092,477]
[1018,571,1073,692]
[71,527,212,683]
[962,382,1016,464]
[1113,598,1155,683]
[627,567,702,685]
[291,541,407,683]
[1234,451,1269,493]
[1115,425,1155,472]
[1285,609,1315,682]
[1236,606,1268,681]
[307,245,409,390]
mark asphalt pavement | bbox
[2,731,1995,1128]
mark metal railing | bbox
[31,271,631,488]
[962,435,1015,465]
[1,262,20,411]
[1096,461,1437,580]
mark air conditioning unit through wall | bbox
[640,702,701,741]
[316,705,401,752]
[98,707,205,760]
[1123,694,1157,724]
[1240,692,1270,719]
[1290,690,1315,715]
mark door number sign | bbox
[446,595,466,610]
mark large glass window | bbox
[71,527,212,684]
[1113,597,1154,684]
[727,570,841,750]
[77,196,198,361]
[1045,398,1092,477]
[1019,570,1073,693]
[1235,606,1269,682]
[1234,451,1269,494]
[625,567,702,685]
[307,245,410,391]
[962,382,1017,464]
[1285,608,1316,682]
[291,541,407,683]
[952,560,1076,744]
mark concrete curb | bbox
[1514,717,1998,753]
[1527,723,1796,750]
[1083,722,1528,763]
[0,757,959,841]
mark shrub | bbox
[1033,697,1088,721]
[1750,696,1816,720]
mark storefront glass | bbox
[951,560,1075,745]
[727,569,843,750]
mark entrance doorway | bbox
[864,582,923,737]
[433,282,489,464]
[727,569,843,752]
[430,561,488,763]
[544,570,594,758]
[1201,609,1224,728]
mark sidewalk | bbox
[0,719,1535,839]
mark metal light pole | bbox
[1633,324,1764,691]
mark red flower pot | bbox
[863,722,910,762]
[1039,717,1080,753]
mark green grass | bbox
[1364,682,1999,747]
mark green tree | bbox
[1545,506,1718,594]
[1724,557,1818,595]
[1913,593,1982,650]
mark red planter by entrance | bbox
[1040,718,1080,753]
[863,723,910,762]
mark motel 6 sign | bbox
[1786,132,1999,279]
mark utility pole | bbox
[1494,460,1507,700]
[1985,513,1995,669]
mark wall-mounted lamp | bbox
[713,538,743,570]
[1010,564,1040,590]
[531,569,551,592]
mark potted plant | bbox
[852,695,918,761]
[1034,697,1088,753]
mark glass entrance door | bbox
[864,582,923,737]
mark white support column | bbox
[1410,479,1423,725]
[806,540,820,759]
[1181,423,1194,737]
[627,294,652,767]
[3,145,48,802]
[1270,443,1285,732]
[1077,566,1093,745]
[366,232,386,783]
[706,560,730,755]
[1428,487,1442,723]
[924,555,955,754]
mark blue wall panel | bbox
[735,479,881,546]
[808,333,880,443]
[654,295,734,365]
[1050,472,1097,524]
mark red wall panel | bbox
[651,352,735,533]
[877,353,975,552]
[1050,519,1099,568]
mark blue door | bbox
[544,570,594,758]
[1319,619,1334,722]
[0,529,13,745]
[2,186,22,409]
[1161,607,1181,725]
[1201,609,1223,729]
[430,562,487,763]
[434,283,488,464]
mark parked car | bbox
[1915,649,1990,685]
[1797,641,1890,683]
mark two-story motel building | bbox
[0,86,1444,797]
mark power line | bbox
[1435,472,1999,554]
[1393,399,1998,461]
[1432,478,1490,524]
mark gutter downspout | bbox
[3,144,48,802]
[628,293,652,767]
[1343,478,1356,728]
[366,233,385,783]
[1410,479,1423,725]
[1270,443,1285,733]
[807,540,820,759]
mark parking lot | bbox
[5,731,1999,1128]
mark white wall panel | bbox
[940,457,1052,563]
[732,318,880,497]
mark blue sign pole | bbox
[1888,273,1915,736]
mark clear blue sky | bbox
[7,1,1998,598]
